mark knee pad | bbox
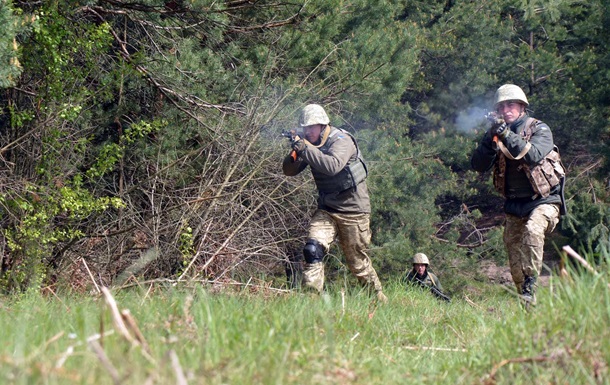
[303,239,325,264]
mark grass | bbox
[0,262,608,385]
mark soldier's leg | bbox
[334,212,384,299]
[504,214,526,293]
[302,210,336,293]
[522,204,560,277]
[521,204,560,304]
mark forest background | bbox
[1,0,609,294]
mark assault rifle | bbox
[485,111,506,150]
[281,129,302,161]
[414,277,451,303]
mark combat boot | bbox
[521,276,537,307]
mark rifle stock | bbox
[414,277,451,303]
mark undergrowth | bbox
[0,257,608,385]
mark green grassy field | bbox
[1,265,608,385]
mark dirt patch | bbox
[479,259,555,287]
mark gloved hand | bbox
[491,122,509,139]
[292,139,307,154]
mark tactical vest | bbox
[311,127,368,193]
[493,118,565,199]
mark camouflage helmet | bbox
[413,253,429,265]
[299,104,330,127]
[494,84,529,107]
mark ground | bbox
[479,252,561,288]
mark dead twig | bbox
[82,257,101,294]
[89,340,122,385]
[562,245,610,289]
[404,345,467,352]
[464,295,482,310]
[121,309,151,354]
[169,350,188,385]
[482,355,551,385]
[101,287,136,345]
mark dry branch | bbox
[88,340,122,385]
[121,309,151,354]
[101,287,136,345]
[403,345,467,352]
[482,355,551,385]
[169,350,188,385]
[562,245,610,289]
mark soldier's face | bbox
[303,124,323,144]
[414,263,427,276]
[496,101,525,124]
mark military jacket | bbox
[282,126,370,213]
[471,114,561,217]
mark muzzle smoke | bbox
[455,106,489,133]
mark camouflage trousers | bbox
[504,204,560,293]
[302,210,383,293]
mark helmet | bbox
[494,84,529,106]
[413,253,429,265]
[299,104,330,127]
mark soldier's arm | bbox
[282,154,308,176]
[300,135,354,176]
[471,130,497,172]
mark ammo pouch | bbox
[493,118,566,200]
[521,147,565,199]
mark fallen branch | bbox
[82,257,101,294]
[403,345,467,352]
[89,340,121,385]
[121,309,151,354]
[562,245,610,289]
[482,355,551,385]
[169,350,188,385]
[562,245,599,275]
[101,287,136,345]
[464,294,482,310]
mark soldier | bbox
[282,104,387,303]
[405,253,450,302]
[471,84,565,306]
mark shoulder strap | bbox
[496,117,536,160]
[497,140,531,160]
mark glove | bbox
[491,122,509,139]
[291,139,307,154]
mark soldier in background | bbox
[471,84,565,307]
[282,104,387,303]
[405,253,450,302]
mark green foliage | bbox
[561,176,610,257]
[1,0,608,292]
[0,0,25,87]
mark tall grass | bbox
[0,260,608,384]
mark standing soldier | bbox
[282,104,387,303]
[471,84,565,306]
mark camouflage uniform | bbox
[305,210,382,293]
[283,108,384,300]
[405,270,443,292]
[504,204,559,292]
[471,111,561,300]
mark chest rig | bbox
[493,118,565,199]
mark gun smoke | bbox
[455,106,489,133]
